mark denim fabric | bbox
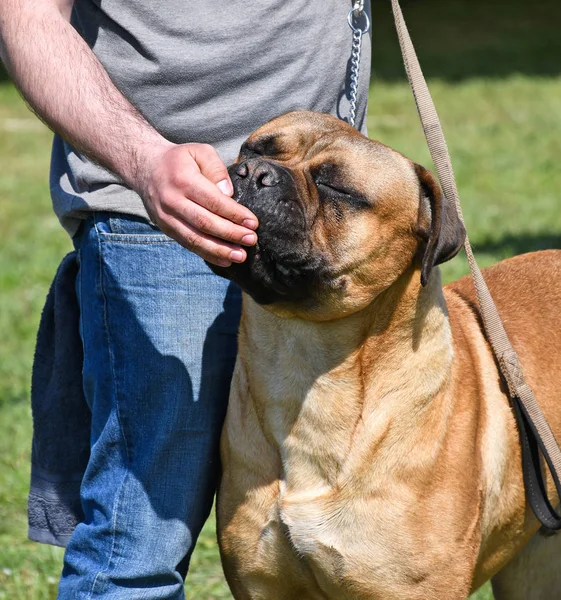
[58,213,241,599]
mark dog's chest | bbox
[221,320,478,598]
[221,425,479,598]
[249,481,442,600]
[226,476,475,600]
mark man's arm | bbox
[0,0,257,266]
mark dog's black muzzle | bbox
[206,160,326,305]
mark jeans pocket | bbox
[95,212,173,243]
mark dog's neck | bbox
[238,266,454,493]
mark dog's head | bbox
[209,111,465,320]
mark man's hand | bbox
[0,0,258,266]
[137,142,258,267]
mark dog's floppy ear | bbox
[415,164,466,286]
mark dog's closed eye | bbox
[313,165,370,209]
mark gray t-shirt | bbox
[51,1,371,236]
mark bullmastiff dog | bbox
[209,111,561,599]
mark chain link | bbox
[348,27,363,128]
[347,5,370,128]
[352,0,365,14]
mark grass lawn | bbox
[1,2,560,597]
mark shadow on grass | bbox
[1,63,10,84]
[474,233,561,256]
[371,0,561,82]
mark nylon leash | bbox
[389,0,561,530]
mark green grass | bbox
[1,6,561,596]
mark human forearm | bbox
[0,0,167,188]
[0,0,258,265]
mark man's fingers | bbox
[158,215,249,266]
[166,143,258,227]
[141,142,260,258]
[165,197,257,247]
[182,171,259,229]
[190,143,233,194]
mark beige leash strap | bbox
[390,0,561,529]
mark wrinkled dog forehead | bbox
[242,111,365,162]
[243,111,419,189]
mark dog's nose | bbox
[234,158,281,188]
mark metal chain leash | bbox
[347,1,370,128]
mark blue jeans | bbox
[58,213,241,599]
